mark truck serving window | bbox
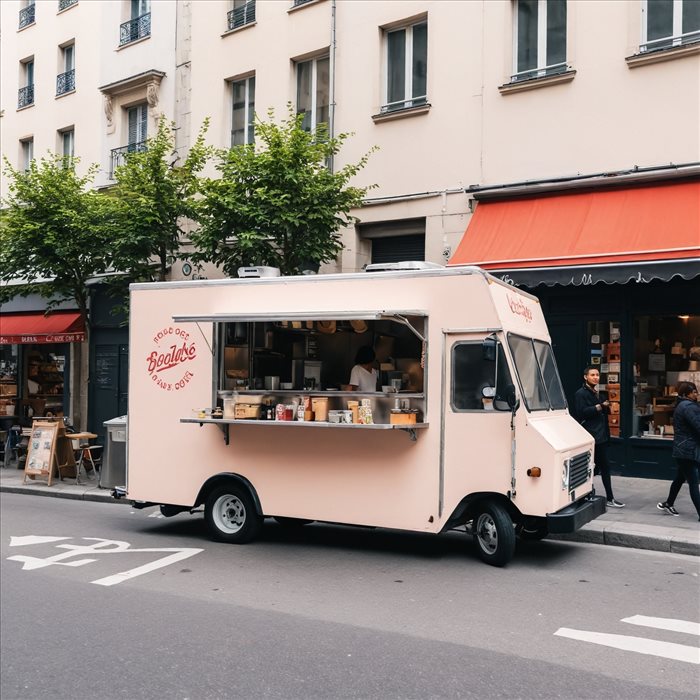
[451,342,513,412]
[507,334,566,411]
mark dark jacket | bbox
[574,383,610,444]
[672,397,700,461]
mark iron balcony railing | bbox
[19,4,36,28]
[119,12,151,46]
[380,95,428,114]
[56,69,76,96]
[641,29,700,53]
[227,1,255,30]
[110,140,147,178]
[510,61,568,83]
[293,0,315,6]
[58,0,78,11]
[18,85,34,109]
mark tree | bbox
[192,106,376,276]
[109,118,210,282]
[0,155,114,322]
[0,154,117,429]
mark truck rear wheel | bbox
[472,502,516,567]
[205,484,262,544]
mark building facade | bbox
[1,0,699,472]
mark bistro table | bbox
[68,432,99,484]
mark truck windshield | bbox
[507,334,567,411]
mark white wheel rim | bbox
[476,513,498,554]
[213,494,246,534]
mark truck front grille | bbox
[569,451,591,491]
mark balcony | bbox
[119,12,151,46]
[56,69,75,96]
[18,85,34,109]
[19,4,35,29]
[227,1,255,31]
[110,140,147,178]
[58,0,78,11]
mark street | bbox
[1,492,698,700]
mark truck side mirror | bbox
[482,338,497,362]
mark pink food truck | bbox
[119,263,605,566]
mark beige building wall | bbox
[2,0,699,270]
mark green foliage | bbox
[192,106,376,276]
[0,155,115,323]
[110,118,211,282]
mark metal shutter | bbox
[371,234,425,264]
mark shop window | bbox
[633,314,700,438]
[586,321,622,437]
[0,347,20,421]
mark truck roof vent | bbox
[364,261,444,273]
[237,266,281,278]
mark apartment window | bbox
[641,0,700,52]
[228,0,256,31]
[120,0,151,45]
[382,20,427,114]
[21,138,34,171]
[512,0,567,82]
[19,0,35,29]
[18,60,35,109]
[127,104,148,148]
[61,128,75,160]
[57,44,76,96]
[296,56,329,132]
[231,76,255,146]
[58,0,79,11]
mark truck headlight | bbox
[562,459,570,490]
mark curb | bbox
[552,520,700,557]
[0,484,130,505]
[2,483,699,556]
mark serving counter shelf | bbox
[180,417,429,444]
[220,390,425,398]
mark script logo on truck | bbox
[146,326,197,391]
[506,293,533,323]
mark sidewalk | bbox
[1,465,698,556]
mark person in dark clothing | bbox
[657,382,700,520]
[574,365,625,508]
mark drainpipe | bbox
[328,0,337,172]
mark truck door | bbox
[440,336,514,518]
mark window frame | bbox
[382,19,428,113]
[295,54,329,132]
[61,128,75,160]
[230,74,256,146]
[450,340,515,413]
[21,138,34,171]
[126,103,148,147]
[511,0,567,83]
[641,0,700,53]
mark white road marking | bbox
[9,535,71,547]
[621,615,700,636]
[554,628,700,664]
[91,548,203,586]
[7,536,203,585]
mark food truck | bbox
[120,263,605,566]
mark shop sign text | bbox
[146,325,197,392]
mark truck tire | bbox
[205,483,262,544]
[472,501,516,567]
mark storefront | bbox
[0,309,85,427]
[449,175,700,479]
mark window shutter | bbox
[371,234,425,264]
[138,103,147,142]
[128,108,137,145]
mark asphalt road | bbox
[1,493,698,700]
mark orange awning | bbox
[0,311,85,345]
[449,181,700,286]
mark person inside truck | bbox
[348,346,378,392]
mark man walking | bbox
[574,365,625,508]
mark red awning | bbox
[0,311,85,345]
[449,181,700,286]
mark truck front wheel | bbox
[472,501,516,567]
[205,484,262,544]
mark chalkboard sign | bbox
[24,420,59,485]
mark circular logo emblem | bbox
[146,325,197,391]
